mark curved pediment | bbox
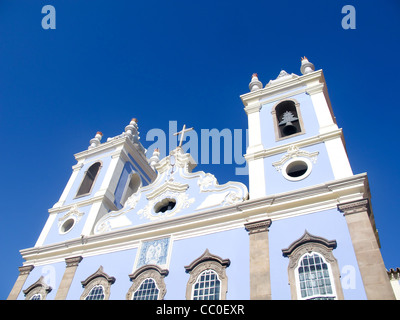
[94,148,249,234]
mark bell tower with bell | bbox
[241,57,353,198]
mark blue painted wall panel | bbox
[66,248,137,300]
[263,143,335,195]
[42,204,92,245]
[17,261,65,300]
[268,209,366,300]
[166,228,250,300]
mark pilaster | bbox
[54,256,83,300]
[245,219,272,300]
[338,199,395,300]
[7,265,34,300]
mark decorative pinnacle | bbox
[300,56,315,75]
[89,131,103,149]
[149,148,161,170]
[249,73,263,92]
[125,118,139,136]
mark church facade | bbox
[8,58,396,300]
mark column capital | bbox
[65,256,83,267]
[18,265,34,275]
[338,199,370,216]
[245,219,272,235]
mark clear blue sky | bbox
[0,1,399,299]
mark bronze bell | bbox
[279,111,299,136]
[282,121,298,136]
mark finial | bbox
[249,73,263,92]
[124,117,146,153]
[149,148,161,170]
[125,118,139,137]
[300,56,315,75]
[89,131,103,149]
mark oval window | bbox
[282,158,312,181]
[154,198,176,214]
[60,218,75,234]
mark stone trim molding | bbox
[245,219,272,299]
[244,219,272,234]
[271,98,306,142]
[55,256,83,300]
[338,199,369,216]
[80,266,116,300]
[65,256,83,267]
[184,249,230,300]
[19,265,35,275]
[338,199,395,299]
[282,231,343,300]
[7,265,35,300]
[23,276,52,300]
[338,198,380,246]
[126,264,169,300]
[282,230,337,257]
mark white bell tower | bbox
[241,57,353,199]
[35,118,157,246]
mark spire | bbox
[249,73,263,92]
[300,56,315,75]
[88,131,103,149]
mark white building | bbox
[8,58,396,300]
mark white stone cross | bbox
[173,124,194,148]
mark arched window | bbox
[120,172,142,206]
[296,252,334,300]
[85,285,105,300]
[76,162,101,197]
[282,231,344,300]
[272,100,305,140]
[132,278,159,300]
[80,266,115,300]
[23,276,52,300]
[184,249,230,300]
[192,269,221,300]
[126,265,168,300]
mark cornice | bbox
[21,173,370,265]
[48,194,114,215]
[74,136,126,161]
[245,128,343,161]
[240,70,324,106]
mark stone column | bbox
[7,265,34,300]
[245,219,272,300]
[54,256,83,300]
[338,199,395,300]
